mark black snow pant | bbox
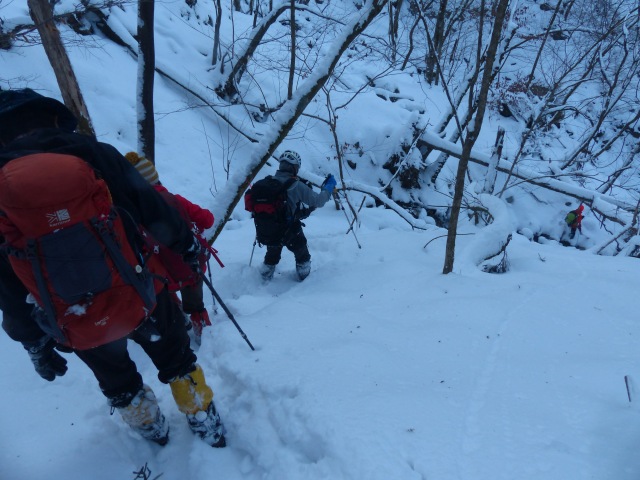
[180,278,205,315]
[73,287,197,408]
[264,221,310,266]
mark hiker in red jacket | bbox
[125,152,213,342]
[565,204,585,239]
[0,89,225,448]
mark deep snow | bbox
[2,208,640,480]
[2,1,640,479]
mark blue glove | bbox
[322,174,337,193]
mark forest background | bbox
[2,1,640,479]
[3,0,640,262]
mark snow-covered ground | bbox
[2,1,640,479]
[2,205,640,480]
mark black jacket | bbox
[0,128,194,343]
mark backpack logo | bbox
[47,209,71,227]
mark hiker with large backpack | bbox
[245,150,336,281]
[0,89,225,447]
[125,151,214,344]
[565,204,585,239]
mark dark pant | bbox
[569,226,581,239]
[0,252,41,343]
[264,221,310,266]
[180,278,205,314]
[73,288,197,408]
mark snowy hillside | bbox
[2,1,640,479]
[3,207,640,480]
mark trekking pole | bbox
[203,254,219,314]
[201,274,255,351]
[202,242,225,311]
[249,237,257,266]
[334,190,362,249]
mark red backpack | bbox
[152,188,207,291]
[0,153,159,350]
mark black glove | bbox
[23,337,68,382]
[182,235,203,273]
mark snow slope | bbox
[2,1,640,479]
[2,206,640,480]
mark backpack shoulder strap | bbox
[281,177,297,191]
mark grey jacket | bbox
[273,169,331,222]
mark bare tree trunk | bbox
[482,128,504,194]
[400,15,421,71]
[137,0,155,162]
[426,0,448,84]
[443,0,510,274]
[388,3,395,62]
[525,0,562,91]
[417,0,518,176]
[210,0,389,242]
[212,0,222,66]
[217,2,290,98]
[287,0,296,99]
[419,130,634,224]
[27,0,94,136]
[387,0,402,63]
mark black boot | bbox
[187,401,226,447]
[260,263,276,281]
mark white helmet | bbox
[279,150,301,168]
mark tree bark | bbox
[27,0,95,137]
[482,128,504,194]
[419,130,633,225]
[210,0,389,242]
[443,0,511,274]
[137,0,155,162]
[217,2,290,98]
[426,0,448,84]
[525,0,562,91]
[212,0,222,66]
[287,0,295,99]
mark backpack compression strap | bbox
[91,215,156,311]
[25,240,67,343]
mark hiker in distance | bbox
[0,89,225,447]
[125,151,214,345]
[245,150,336,281]
[565,204,585,239]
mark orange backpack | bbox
[0,153,158,350]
